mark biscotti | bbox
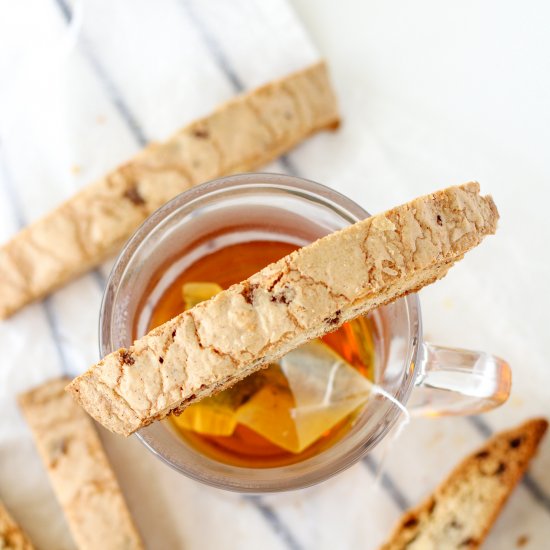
[18,379,143,550]
[380,418,548,550]
[67,182,498,436]
[0,500,34,550]
[0,61,339,320]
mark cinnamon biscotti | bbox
[67,182,498,436]
[0,61,339,320]
[0,500,34,550]
[18,379,143,550]
[380,418,548,550]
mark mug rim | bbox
[99,173,422,491]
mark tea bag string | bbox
[371,385,411,434]
[321,360,341,406]
[366,386,411,491]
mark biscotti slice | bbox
[67,182,498,436]
[0,61,339,320]
[0,500,34,550]
[380,418,548,550]
[18,379,143,550]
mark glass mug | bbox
[100,173,511,492]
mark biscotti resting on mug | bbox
[67,182,498,436]
[380,418,548,550]
[0,500,34,550]
[18,379,143,550]
[0,61,339,320]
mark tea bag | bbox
[236,341,372,453]
[182,282,223,309]
[172,400,236,436]
[235,367,299,451]
[171,372,266,436]
[174,282,373,453]
[283,340,372,451]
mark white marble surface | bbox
[0,0,549,549]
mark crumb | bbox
[453,434,467,446]
[427,431,444,448]
[442,297,454,310]
[96,114,106,124]
[71,165,81,175]
[516,534,529,547]
[511,395,525,408]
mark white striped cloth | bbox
[0,1,549,549]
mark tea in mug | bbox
[147,241,377,468]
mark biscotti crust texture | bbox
[66,182,498,436]
[0,61,339,320]
[18,378,143,550]
[380,418,548,550]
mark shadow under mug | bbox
[99,173,511,492]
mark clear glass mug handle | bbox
[407,342,512,416]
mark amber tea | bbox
[147,240,377,468]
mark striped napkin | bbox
[1,1,549,549]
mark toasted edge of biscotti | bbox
[379,418,548,550]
